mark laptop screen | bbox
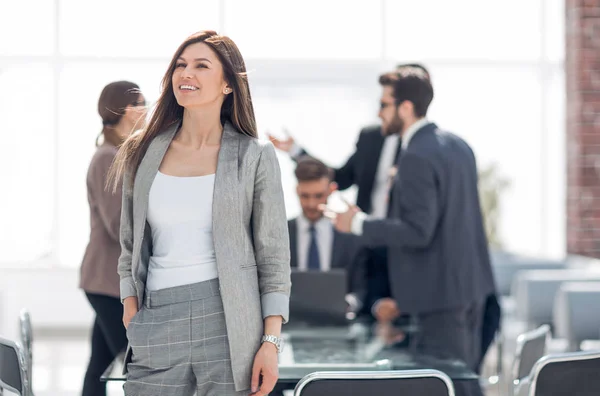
[289,269,348,325]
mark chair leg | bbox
[496,330,504,379]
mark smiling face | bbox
[171,42,231,110]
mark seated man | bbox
[288,156,364,310]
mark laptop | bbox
[289,269,348,326]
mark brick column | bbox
[566,0,600,256]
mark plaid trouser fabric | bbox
[124,279,250,396]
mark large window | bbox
[224,0,384,59]
[0,1,54,55]
[59,0,221,57]
[0,0,565,267]
[0,64,55,263]
[385,0,543,61]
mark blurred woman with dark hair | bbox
[80,80,146,396]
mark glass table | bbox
[102,325,481,395]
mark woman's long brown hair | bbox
[108,30,257,192]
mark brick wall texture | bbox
[566,0,600,256]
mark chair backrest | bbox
[18,310,32,384]
[491,252,566,296]
[294,369,455,396]
[512,325,550,383]
[0,336,25,395]
[512,269,600,327]
[553,282,600,351]
[529,350,600,396]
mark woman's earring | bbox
[224,88,231,94]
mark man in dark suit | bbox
[288,156,364,308]
[270,64,430,217]
[333,67,497,375]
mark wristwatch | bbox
[261,334,284,353]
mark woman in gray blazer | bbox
[108,31,291,396]
[80,81,146,396]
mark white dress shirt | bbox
[296,215,334,271]
[352,118,431,235]
[370,134,400,219]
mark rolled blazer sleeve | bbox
[117,168,136,302]
[252,143,292,323]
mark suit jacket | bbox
[80,143,122,298]
[361,123,496,314]
[358,246,391,314]
[288,217,364,297]
[118,122,291,391]
[300,125,398,214]
[288,218,358,270]
[479,293,501,370]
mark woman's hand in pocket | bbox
[123,296,139,329]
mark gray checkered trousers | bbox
[124,279,251,396]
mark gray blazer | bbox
[117,121,291,391]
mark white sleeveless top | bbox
[145,171,218,291]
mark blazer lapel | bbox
[133,123,179,237]
[387,123,436,218]
[212,122,241,271]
